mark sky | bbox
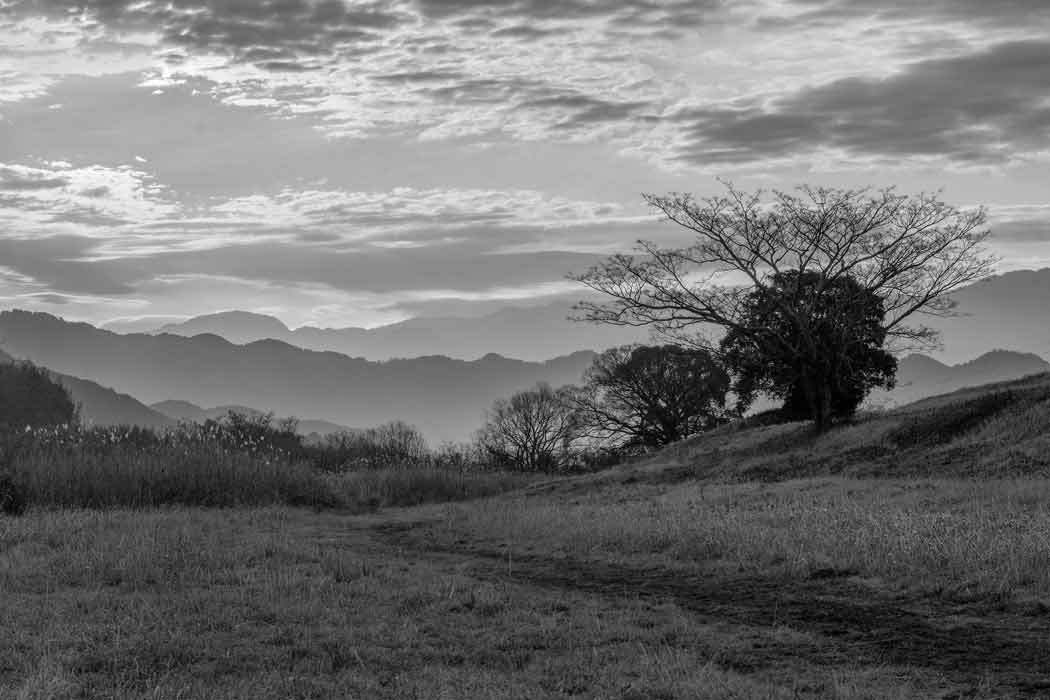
[0,0,1048,330]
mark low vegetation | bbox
[440,476,1050,604]
[0,361,528,513]
[5,366,1050,696]
[1,508,939,700]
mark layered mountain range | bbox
[0,311,595,442]
[1,268,1045,441]
[103,268,1050,365]
[104,303,649,362]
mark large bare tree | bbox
[573,184,996,428]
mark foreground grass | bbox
[438,477,1050,606]
[1,507,941,700]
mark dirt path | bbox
[356,518,1050,698]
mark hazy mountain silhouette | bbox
[140,302,648,361]
[149,399,355,437]
[925,268,1050,364]
[124,269,1050,363]
[0,311,596,442]
[151,311,295,346]
[870,349,1050,408]
[0,348,174,429]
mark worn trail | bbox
[356,518,1050,698]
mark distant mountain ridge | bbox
[2,314,1045,437]
[119,303,648,362]
[872,349,1050,408]
[0,310,596,443]
[923,267,1050,364]
[110,268,1050,364]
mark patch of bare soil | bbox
[371,521,1050,698]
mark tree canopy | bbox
[573,184,995,428]
[573,344,731,449]
[720,271,897,426]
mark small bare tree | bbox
[477,383,580,472]
[573,184,996,429]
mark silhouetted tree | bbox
[0,361,77,430]
[720,271,897,427]
[573,344,732,450]
[477,383,580,472]
[574,184,995,430]
[315,421,429,471]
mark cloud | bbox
[4,0,1049,173]
[0,235,137,295]
[0,166,69,191]
[987,205,1050,243]
[777,0,1050,32]
[0,0,711,153]
[205,186,634,234]
[0,161,178,234]
[672,40,1050,168]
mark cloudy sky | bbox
[1,0,1048,330]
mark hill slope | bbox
[617,371,1050,487]
[0,310,595,442]
[0,349,174,429]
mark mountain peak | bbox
[155,311,291,344]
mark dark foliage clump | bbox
[573,344,733,451]
[0,361,76,430]
[722,271,897,429]
[0,471,26,516]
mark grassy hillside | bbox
[5,373,1050,698]
[645,370,1050,482]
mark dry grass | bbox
[0,508,935,699]
[6,375,1050,697]
[6,430,527,512]
[441,477,1050,604]
[641,372,1050,482]
[12,441,336,509]
[330,466,531,509]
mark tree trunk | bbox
[813,381,833,433]
[801,372,833,432]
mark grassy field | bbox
[5,375,1050,698]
